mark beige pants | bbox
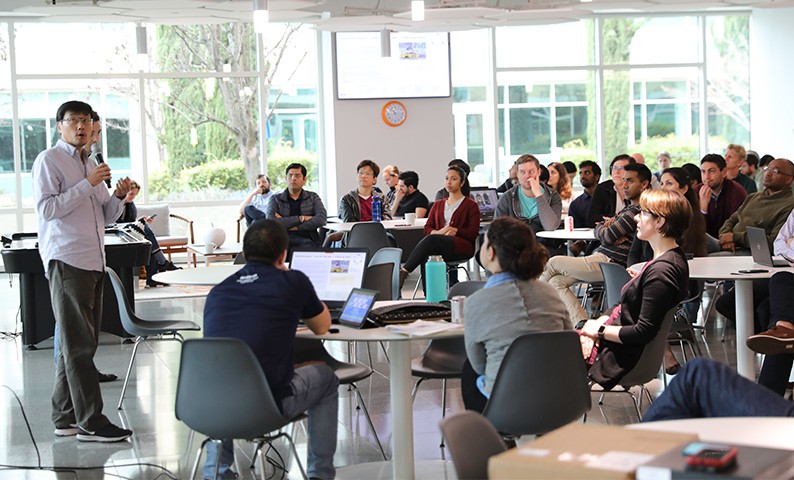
[539,252,611,323]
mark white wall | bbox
[329,96,454,214]
[750,8,794,158]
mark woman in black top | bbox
[580,189,691,389]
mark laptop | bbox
[289,248,370,319]
[338,288,380,329]
[747,226,789,267]
[469,187,499,222]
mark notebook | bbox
[469,187,499,222]
[747,226,789,267]
[289,248,369,317]
[337,288,379,329]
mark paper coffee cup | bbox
[204,243,216,254]
[405,213,416,225]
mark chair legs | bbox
[118,336,145,410]
[188,437,213,480]
[411,376,449,448]
[350,384,388,460]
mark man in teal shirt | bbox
[494,154,562,234]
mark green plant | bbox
[183,159,247,191]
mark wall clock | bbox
[382,100,407,127]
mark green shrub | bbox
[184,159,247,191]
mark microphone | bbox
[91,143,111,188]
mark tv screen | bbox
[335,31,451,100]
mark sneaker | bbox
[399,268,410,290]
[54,424,79,437]
[162,261,181,271]
[747,324,794,355]
[76,423,132,443]
[98,371,118,383]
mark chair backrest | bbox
[599,262,631,309]
[369,247,403,300]
[176,338,291,439]
[616,307,676,387]
[448,280,485,299]
[105,267,146,337]
[363,263,394,301]
[440,411,507,480]
[135,204,171,236]
[347,222,390,257]
[233,252,246,264]
[482,331,591,436]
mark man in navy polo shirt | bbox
[202,220,338,480]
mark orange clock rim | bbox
[382,101,407,127]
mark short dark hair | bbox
[624,163,652,186]
[745,152,759,168]
[285,163,307,177]
[90,110,100,122]
[56,100,92,122]
[357,159,380,177]
[578,160,601,177]
[448,159,471,176]
[562,161,577,174]
[484,217,548,280]
[447,166,470,196]
[700,153,726,170]
[539,164,550,183]
[759,154,775,168]
[243,219,288,265]
[256,173,270,183]
[610,153,634,169]
[399,170,419,189]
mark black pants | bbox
[461,359,488,413]
[714,279,770,333]
[758,272,794,395]
[403,234,470,290]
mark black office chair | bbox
[176,338,308,480]
[363,263,394,301]
[347,222,390,257]
[482,331,591,447]
[440,411,507,480]
[106,268,200,410]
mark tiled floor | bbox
[0,271,746,479]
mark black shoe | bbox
[76,423,132,443]
[146,279,169,288]
[162,261,181,271]
[98,371,118,383]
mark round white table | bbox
[630,417,794,449]
[152,264,242,285]
[536,228,596,241]
[297,322,463,480]
[324,218,427,233]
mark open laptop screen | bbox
[469,188,499,218]
[290,248,369,305]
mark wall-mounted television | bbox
[335,31,451,100]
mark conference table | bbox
[325,218,428,233]
[632,256,794,379]
[630,417,794,449]
[536,228,596,256]
[152,264,243,285]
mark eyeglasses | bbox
[611,165,626,172]
[763,166,793,177]
[61,116,93,126]
[357,171,374,177]
[640,208,658,217]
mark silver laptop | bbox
[747,226,789,267]
[289,248,369,317]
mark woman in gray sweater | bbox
[462,217,571,412]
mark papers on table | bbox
[384,320,464,337]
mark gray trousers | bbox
[49,260,109,432]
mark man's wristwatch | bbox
[597,324,607,342]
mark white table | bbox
[297,321,463,480]
[324,218,427,233]
[186,242,242,266]
[630,417,794,449]
[536,228,596,241]
[152,264,243,285]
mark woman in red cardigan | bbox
[399,166,480,291]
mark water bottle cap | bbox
[429,255,444,262]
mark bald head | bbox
[631,153,645,164]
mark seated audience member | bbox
[496,162,517,194]
[381,164,399,206]
[239,174,273,226]
[495,154,562,234]
[632,152,661,189]
[435,159,471,201]
[563,160,578,184]
[202,220,338,480]
[717,158,794,253]
[741,151,758,181]
[399,166,479,290]
[548,161,574,213]
[462,217,571,412]
[654,151,672,181]
[339,159,392,222]
[568,160,601,229]
[390,170,429,218]
[642,357,794,421]
[265,163,327,253]
[117,181,179,288]
[586,154,635,227]
[681,163,702,191]
[541,164,650,323]
[698,153,747,251]
[627,167,706,375]
[725,143,757,194]
[758,153,775,191]
[580,189,690,390]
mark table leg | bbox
[388,341,415,480]
[735,279,754,379]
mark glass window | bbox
[602,17,700,66]
[509,107,551,155]
[496,21,593,68]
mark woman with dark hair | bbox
[681,163,702,191]
[580,189,690,389]
[435,159,472,200]
[462,217,570,412]
[548,161,574,213]
[400,166,480,290]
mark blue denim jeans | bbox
[203,363,339,480]
[643,358,794,421]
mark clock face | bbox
[382,101,407,127]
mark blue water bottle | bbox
[425,255,447,302]
[372,194,382,222]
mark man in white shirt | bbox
[239,174,273,226]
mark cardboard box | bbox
[488,423,698,479]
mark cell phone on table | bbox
[684,445,738,472]
[732,269,768,274]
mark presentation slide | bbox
[290,251,367,302]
